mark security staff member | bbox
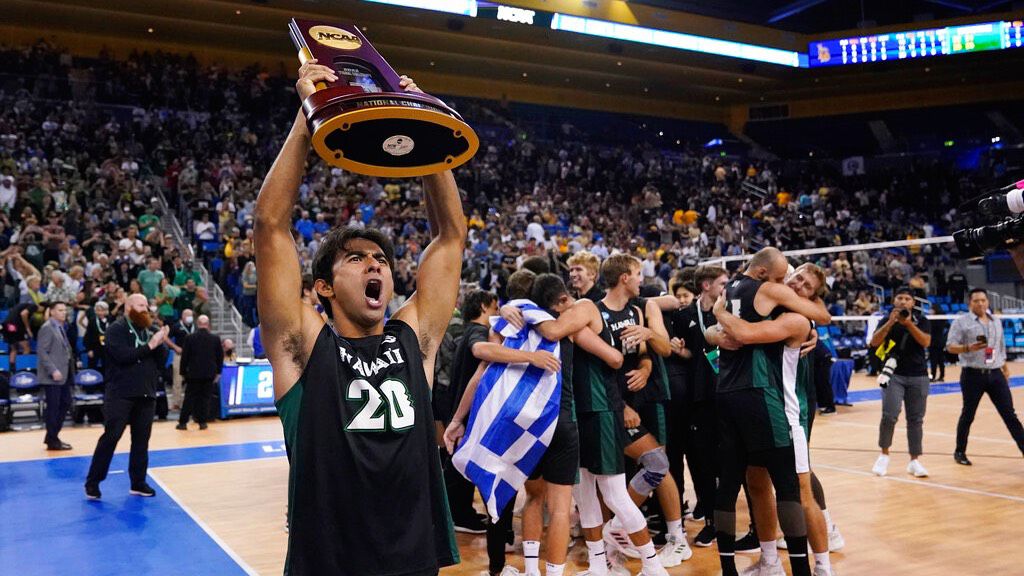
[84,294,170,499]
[946,288,1024,465]
[176,315,223,431]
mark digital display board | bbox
[361,0,804,67]
[220,362,277,418]
[809,20,1024,67]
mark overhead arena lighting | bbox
[360,0,805,67]
[362,0,478,17]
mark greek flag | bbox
[452,299,561,521]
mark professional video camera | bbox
[953,178,1024,258]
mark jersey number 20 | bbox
[346,378,416,432]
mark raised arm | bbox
[254,61,336,398]
[393,170,467,381]
[760,282,831,325]
[532,300,599,342]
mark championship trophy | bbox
[288,19,479,177]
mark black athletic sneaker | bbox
[691,502,705,522]
[735,529,759,553]
[453,514,488,534]
[84,484,102,500]
[130,483,157,497]
[694,524,716,547]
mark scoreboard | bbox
[809,20,1024,67]
[220,362,277,418]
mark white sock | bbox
[523,540,541,574]
[545,562,565,576]
[814,552,831,570]
[760,540,779,564]
[637,541,660,571]
[666,519,685,540]
[586,540,608,575]
[822,509,834,531]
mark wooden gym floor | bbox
[2,365,1022,575]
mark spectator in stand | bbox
[193,213,217,242]
[193,286,212,317]
[155,277,180,324]
[174,260,203,286]
[239,261,258,326]
[4,300,38,368]
[176,314,222,431]
[137,257,165,300]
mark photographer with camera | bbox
[946,288,1024,466]
[868,287,932,478]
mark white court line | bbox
[147,474,260,576]
[824,420,1017,444]
[150,454,287,472]
[814,463,1024,504]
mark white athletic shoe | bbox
[775,536,787,549]
[907,459,929,477]
[828,525,846,552]
[603,519,641,559]
[606,549,631,576]
[871,454,890,476]
[638,563,671,576]
[658,534,693,567]
[739,555,786,576]
[813,565,840,576]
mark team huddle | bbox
[255,65,844,576]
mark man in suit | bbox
[38,301,75,450]
[176,314,223,431]
[84,294,170,499]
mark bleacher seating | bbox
[9,371,43,422]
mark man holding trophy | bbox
[255,19,476,576]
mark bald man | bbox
[85,294,170,499]
[177,314,224,431]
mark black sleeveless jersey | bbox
[598,300,646,407]
[556,328,575,420]
[718,275,777,394]
[276,321,458,576]
[629,296,670,405]
[572,312,621,413]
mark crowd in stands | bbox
[0,40,1010,345]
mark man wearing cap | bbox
[868,286,932,478]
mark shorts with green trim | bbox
[716,387,793,455]
[577,410,627,475]
[625,401,667,446]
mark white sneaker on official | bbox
[739,555,786,576]
[603,519,640,559]
[828,525,846,552]
[813,565,839,576]
[907,459,929,477]
[871,454,890,476]
[499,567,521,576]
[775,536,786,549]
[657,534,693,567]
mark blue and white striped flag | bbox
[452,299,561,521]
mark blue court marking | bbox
[0,439,286,576]
[845,376,1024,403]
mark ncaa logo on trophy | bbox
[289,19,479,177]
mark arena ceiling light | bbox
[359,0,805,67]
[363,0,478,17]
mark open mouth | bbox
[365,279,383,308]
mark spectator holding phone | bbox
[946,288,1024,466]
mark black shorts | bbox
[716,388,793,459]
[578,410,627,475]
[625,402,667,446]
[2,328,27,345]
[529,414,580,485]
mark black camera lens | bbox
[899,309,910,318]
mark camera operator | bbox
[868,287,932,478]
[945,288,1024,466]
